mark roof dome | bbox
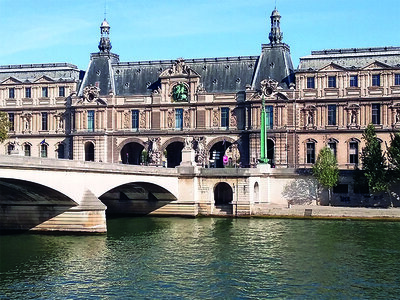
[271,8,280,17]
[101,19,110,28]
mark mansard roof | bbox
[0,63,81,83]
[112,56,259,96]
[298,46,400,71]
[79,46,295,97]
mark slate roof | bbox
[298,47,400,71]
[0,63,81,83]
[79,43,295,97]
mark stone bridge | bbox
[0,156,305,233]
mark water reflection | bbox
[1,218,400,299]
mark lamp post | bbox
[259,95,269,164]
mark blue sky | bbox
[0,0,398,70]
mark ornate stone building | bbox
[1,8,400,171]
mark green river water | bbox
[1,217,400,299]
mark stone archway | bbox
[161,137,185,168]
[120,142,145,165]
[214,182,233,214]
[207,137,239,168]
[166,142,184,168]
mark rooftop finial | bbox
[268,7,283,45]
[98,18,112,53]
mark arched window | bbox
[85,142,95,161]
[327,138,338,159]
[24,144,31,156]
[57,143,65,159]
[40,144,48,158]
[349,140,359,164]
[306,141,315,164]
[7,143,14,155]
[254,182,260,203]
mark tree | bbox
[312,146,339,205]
[0,111,10,143]
[361,124,388,193]
[387,132,400,182]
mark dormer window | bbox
[328,76,336,88]
[25,87,31,98]
[372,74,380,86]
[59,86,65,97]
[350,75,358,87]
[306,77,315,89]
[42,87,49,98]
[395,74,400,86]
[9,88,15,99]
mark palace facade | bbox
[1,9,400,170]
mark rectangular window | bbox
[25,87,31,98]
[88,110,95,131]
[221,107,229,128]
[40,144,47,158]
[8,113,14,131]
[41,112,48,131]
[9,88,15,99]
[42,87,48,97]
[306,142,315,164]
[372,104,381,124]
[350,75,358,87]
[175,108,183,130]
[328,76,336,88]
[132,110,139,129]
[306,77,315,89]
[328,142,337,158]
[24,144,31,157]
[328,105,336,126]
[372,74,380,86]
[58,86,65,97]
[395,74,400,86]
[349,142,358,164]
[266,105,273,129]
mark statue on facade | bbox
[230,110,237,128]
[184,110,190,128]
[212,110,219,127]
[194,137,206,166]
[167,111,174,128]
[351,110,357,124]
[307,111,314,126]
[148,137,161,165]
[140,111,146,128]
[395,110,400,124]
[184,136,192,150]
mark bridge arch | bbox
[0,178,78,231]
[99,181,178,215]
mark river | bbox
[1,217,400,299]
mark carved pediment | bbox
[318,63,347,72]
[1,77,22,85]
[362,61,391,70]
[160,58,200,78]
[34,75,55,83]
[77,85,107,105]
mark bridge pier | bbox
[32,189,107,233]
